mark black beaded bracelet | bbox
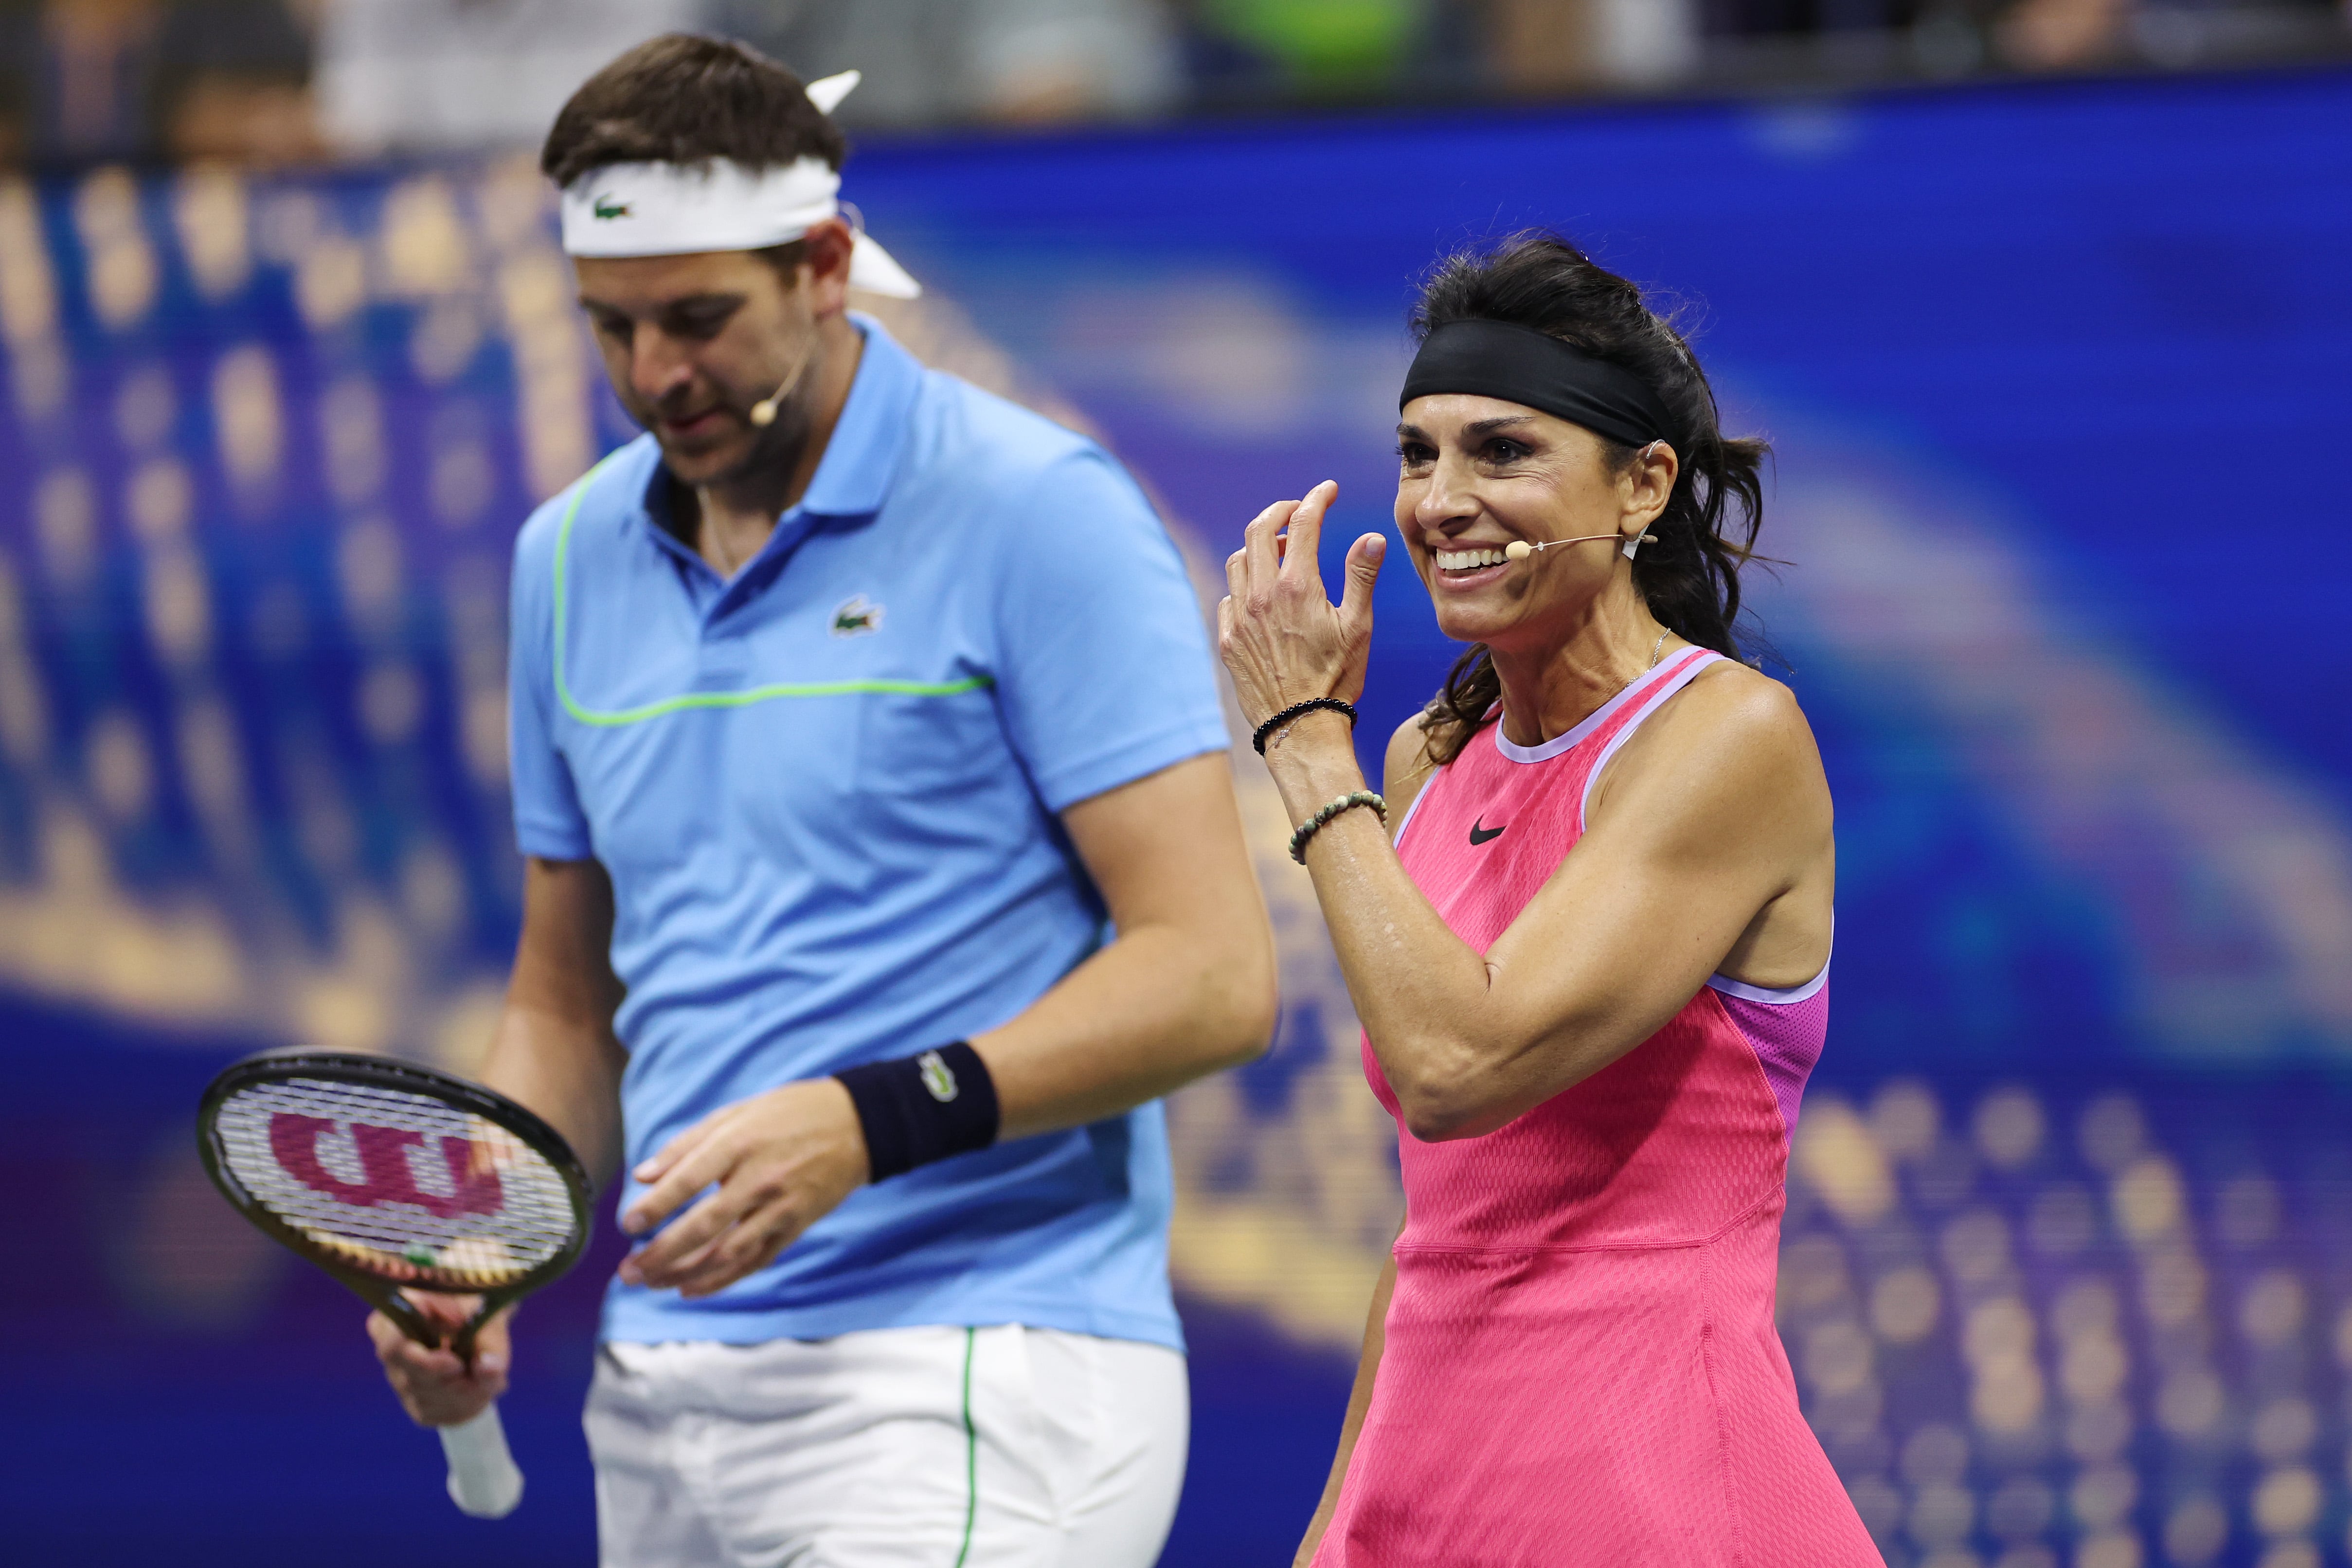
[834,1041,1001,1182]
[1252,697,1358,756]
[1289,790,1387,864]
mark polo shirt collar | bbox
[634,311,920,532]
[798,310,920,519]
[631,313,922,607]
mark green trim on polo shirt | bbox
[550,455,993,729]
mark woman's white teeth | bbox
[1436,547,1507,570]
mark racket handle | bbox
[440,1404,525,1518]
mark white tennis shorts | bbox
[583,1323,1189,1568]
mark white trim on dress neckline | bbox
[1493,647,1714,765]
[1575,649,1723,829]
[1390,768,1436,850]
[1395,646,1706,848]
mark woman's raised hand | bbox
[1217,481,1387,731]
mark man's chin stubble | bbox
[664,425,805,492]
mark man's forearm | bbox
[963,754,1277,1144]
[478,1002,628,1191]
[974,920,1275,1143]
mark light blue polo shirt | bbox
[507,315,1227,1351]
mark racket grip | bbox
[440,1404,525,1518]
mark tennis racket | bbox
[196,1050,593,1518]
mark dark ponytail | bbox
[1412,233,1769,766]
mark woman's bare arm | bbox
[1261,673,1828,1140]
[1220,486,1831,1144]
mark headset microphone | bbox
[748,336,821,428]
[1504,533,1656,562]
[1505,442,1665,562]
[749,382,790,428]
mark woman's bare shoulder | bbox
[1677,656,1811,740]
[1593,657,1827,825]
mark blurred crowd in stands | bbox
[0,0,2345,163]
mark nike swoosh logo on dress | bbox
[1470,818,1504,845]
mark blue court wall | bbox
[1,66,2349,1568]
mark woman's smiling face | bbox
[1395,393,1640,653]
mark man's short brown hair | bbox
[541,34,848,191]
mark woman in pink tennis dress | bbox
[1218,233,1881,1567]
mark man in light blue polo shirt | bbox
[367,35,1278,1567]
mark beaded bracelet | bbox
[1289,790,1387,864]
[1252,697,1358,756]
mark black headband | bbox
[1400,319,1678,452]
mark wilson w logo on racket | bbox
[198,1052,593,1518]
[269,1112,506,1217]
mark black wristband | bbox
[834,1042,1000,1182]
[1252,697,1357,756]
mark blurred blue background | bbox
[1,35,2350,1568]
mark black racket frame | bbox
[197,1050,594,1363]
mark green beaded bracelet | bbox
[1289,790,1388,864]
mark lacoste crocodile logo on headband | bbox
[831,595,883,637]
[554,71,920,296]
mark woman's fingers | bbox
[1337,531,1386,637]
[1241,499,1293,598]
[1222,487,1370,722]
[1282,481,1338,585]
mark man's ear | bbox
[799,217,856,318]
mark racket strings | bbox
[213,1077,580,1289]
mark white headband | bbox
[557,69,920,299]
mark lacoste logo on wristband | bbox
[917,1050,959,1103]
[831,595,883,636]
[1470,817,1505,845]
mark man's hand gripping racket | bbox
[197,1052,594,1518]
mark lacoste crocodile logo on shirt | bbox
[831,595,883,637]
[1469,817,1505,845]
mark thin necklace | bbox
[703,525,735,578]
[1506,627,1677,749]
[711,523,749,578]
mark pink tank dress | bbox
[1313,648,1881,1567]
